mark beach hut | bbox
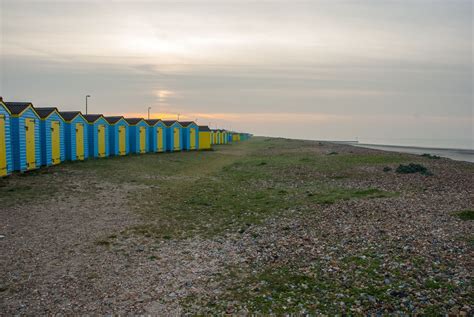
[59,111,89,161]
[233,133,240,142]
[84,114,109,159]
[179,121,199,150]
[104,116,130,156]
[212,129,219,145]
[34,107,65,166]
[222,130,228,144]
[198,126,211,150]
[124,118,149,154]
[219,130,225,144]
[146,119,167,153]
[0,98,13,176]
[4,102,41,172]
[163,120,183,152]
[227,132,233,144]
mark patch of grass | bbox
[217,266,337,314]
[95,239,111,246]
[0,180,59,207]
[396,163,432,176]
[421,153,441,159]
[196,248,468,315]
[311,188,396,204]
[455,210,474,221]
[424,278,456,291]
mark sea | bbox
[347,138,474,163]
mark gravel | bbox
[0,140,472,315]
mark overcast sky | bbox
[1,0,472,148]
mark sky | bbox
[1,0,472,148]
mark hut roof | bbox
[34,107,59,119]
[124,118,145,125]
[59,111,83,121]
[83,114,104,123]
[4,102,33,115]
[198,125,211,132]
[146,119,163,126]
[104,116,124,124]
[178,121,197,127]
[163,120,180,127]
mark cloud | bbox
[1,0,472,148]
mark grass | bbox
[1,137,401,239]
[396,163,432,176]
[1,137,470,314]
[310,188,397,205]
[196,249,465,315]
[455,210,474,221]
[421,153,441,160]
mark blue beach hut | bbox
[146,119,167,153]
[4,102,41,172]
[84,114,109,159]
[163,120,183,152]
[104,116,130,156]
[124,118,149,154]
[179,121,199,150]
[0,97,13,176]
[34,107,66,166]
[59,111,89,161]
[222,130,228,144]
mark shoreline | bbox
[352,143,474,163]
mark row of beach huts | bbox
[0,97,251,177]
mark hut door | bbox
[98,125,105,157]
[157,127,163,152]
[75,123,84,160]
[0,115,6,176]
[173,127,180,150]
[51,121,61,165]
[190,129,196,149]
[25,118,36,170]
[139,126,146,153]
[118,125,126,155]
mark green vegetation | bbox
[310,188,397,204]
[396,163,432,175]
[201,250,464,315]
[1,138,402,239]
[2,137,470,315]
[455,210,474,221]
[421,153,441,159]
